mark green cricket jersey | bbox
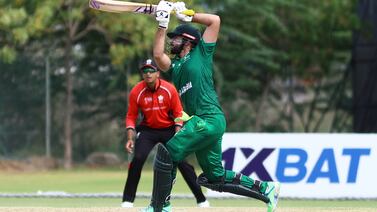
[169,38,223,116]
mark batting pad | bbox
[151,144,173,212]
[197,173,270,203]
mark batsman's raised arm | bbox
[153,28,172,72]
[174,2,220,43]
[153,0,174,71]
[192,13,220,43]
[153,1,221,72]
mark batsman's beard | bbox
[170,42,185,55]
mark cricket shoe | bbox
[121,201,133,208]
[140,203,172,212]
[264,181,280,212]
[197,200,210,207]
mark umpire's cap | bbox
[167,24,201,45]
[140,59,158,72]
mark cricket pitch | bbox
[1,208,376,212]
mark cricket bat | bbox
[89,0,195,16]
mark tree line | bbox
[0,0,358,167]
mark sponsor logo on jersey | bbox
[158,95,164,103]
[144,97,152,104]
[178,82,192,96]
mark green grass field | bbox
[0,168,376,211]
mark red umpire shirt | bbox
[125,79,183,130]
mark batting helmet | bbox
[167,24,201,45]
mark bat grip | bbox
[182,9,195,16]
[172,9,195,16]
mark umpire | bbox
[121,59,209,208]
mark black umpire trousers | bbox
[122,125,206,203]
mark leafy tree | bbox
[0,0,58,62]
[0,0,60,157]
[0,56,45,157]
[0,0,361,165]
[1,0,158,165]
[40,0,158,168]
[212,0,357,132]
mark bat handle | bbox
[182,9,195,16]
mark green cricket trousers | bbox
[166,113,226,182]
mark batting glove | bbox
[174,2,193,22]
[156,0,174,29]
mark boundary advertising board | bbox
[207,133,376,199]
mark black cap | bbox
[167,24,201,44]
[140,59,157,71]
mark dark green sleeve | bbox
[198,38,216,58]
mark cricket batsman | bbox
[142,1,281,212]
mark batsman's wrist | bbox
[158,22,168,29]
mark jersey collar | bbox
[144,78,161,92]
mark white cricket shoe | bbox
[197,200,210,207]
[265,181,280,212]
[121,201,134,208]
